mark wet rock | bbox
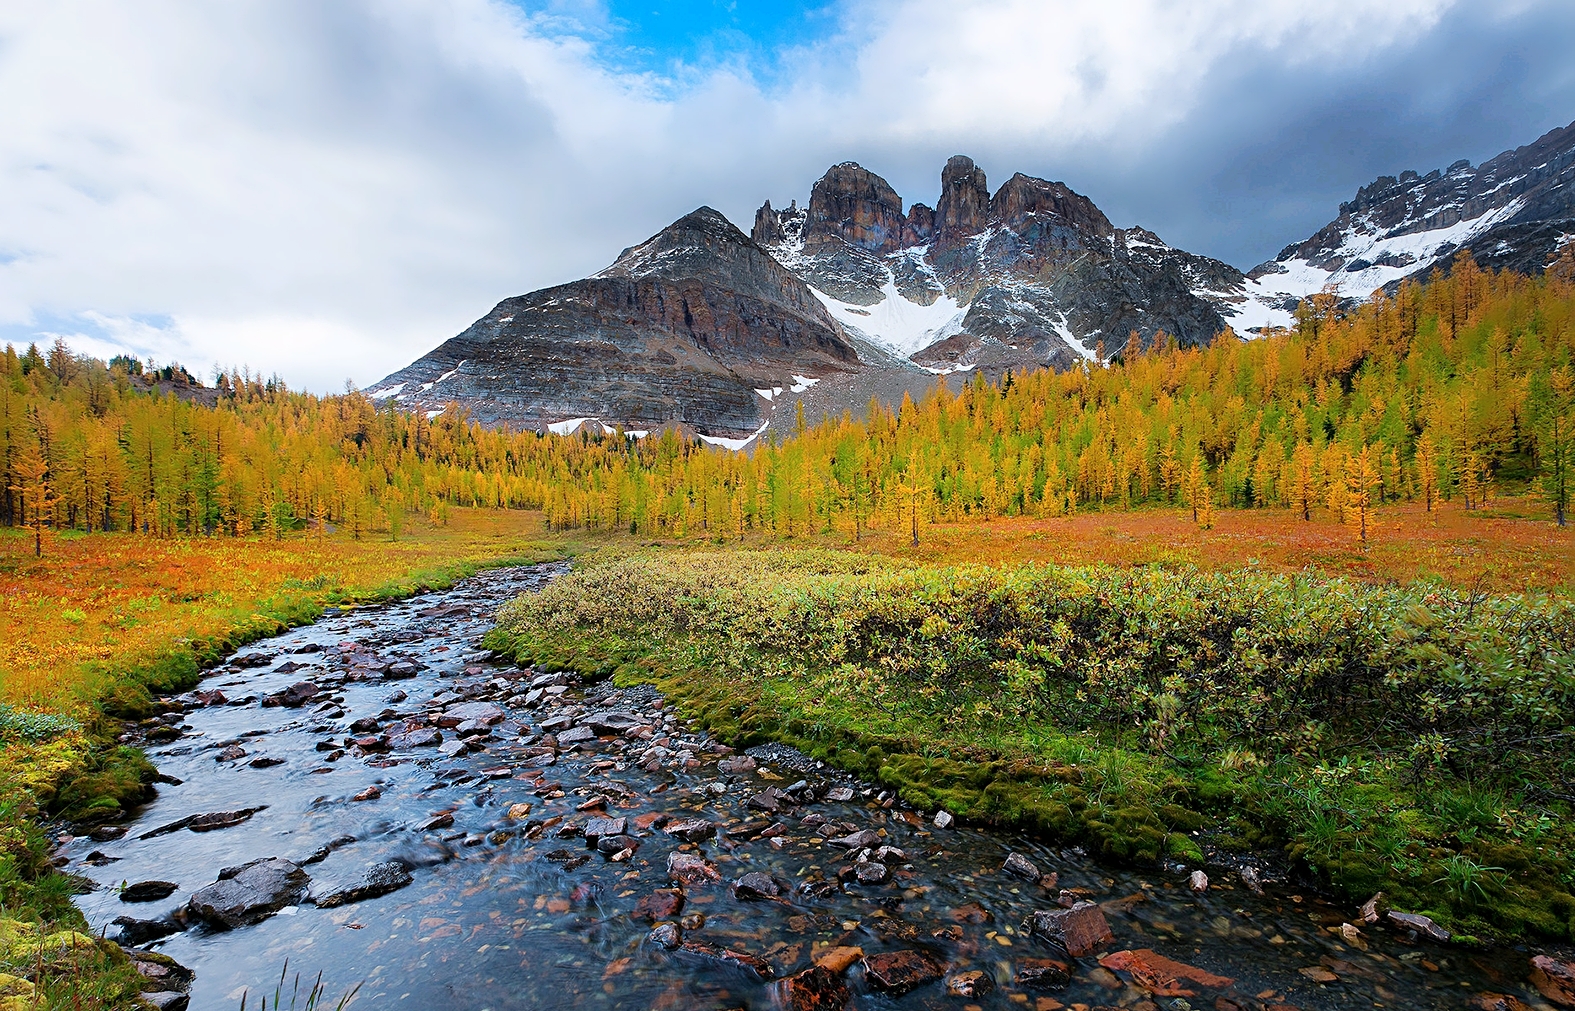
[667,852,720,885]
[188,858,309,929]
[828,828,881,850]
[558,725,597,745]
[770,964,848,1010]
[1359,891,1384,923]
[717,756,757,775]
[585,710,643,734]
[597,835,639,855]
[1026,901,1114,957]
[454,719,492,736]
[85,850,119,866]
[352,786,381,802]
[278,682,321,707]
[646,922,683,950]
[140,806,267,839]
[824,787,855,802]
[248,756,286,769]
[1188,869,1209,893]
[748,786,795,812]
[1475,993,1538,1011]
[1015,956,1071,989]
[384,661,420,680]
[391,727,442,748]
[863,949,944,995]
[139,990,190,1010]
[949,901,993,924]
[119,880,179,903]
[88,825,127,842]
[1531,955,1575,1006]
[349,717,381,733]
[1388,910,1450,942]
[1003,852,1040,880]
[674,940,775,981]
[1099,949,1233,996]
[215,746,247,762]
[855,861,890,885]
[232,652,273,668]
[192,689,228,706]
[385,690,407,704]
[111,915,181,945]
[437,740,469,758]
[127,948,193,996]
[933,810,954,829]
[1240,865,1264,895]
[441,701,504,726]
[946,970,994,997]
[583,817,627,844]
[634,889,685,922]
[312,861,414,907]
[733,872,782,900]
[665,818,717,842]
[350,734,389,753]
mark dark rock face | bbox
[370,207,857,438]
[312,861,413,908]
[804,163,908,255]
[188,857,309,929]
[1243,117,1575,317]
[934,155,992,247]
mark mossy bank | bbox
[487,548,1575,942]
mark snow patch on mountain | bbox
[810,280,966,357]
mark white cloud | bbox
[0,0,1537,393]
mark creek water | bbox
[64,563,1561,1010]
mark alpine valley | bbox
[371,118,1575,445]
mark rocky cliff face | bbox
[755,157,1250,375]
[369,208,856,440]
[1234,117,1575,329]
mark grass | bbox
[487,545,1575,942]
[0,508,574,1008]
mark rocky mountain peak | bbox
[803,162,908,255]
[934,155,991,246]
[989,172,1114,237]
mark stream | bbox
[62,563,1567,1010]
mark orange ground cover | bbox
[0,509,558,710]
[848,497,1573,593]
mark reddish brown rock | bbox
[803,163,908,255]
[633,889,685,923]
[1097,949,1233,997]
[863,949,944,995]
[770,964,848,1010]
[1026,901,1113,957]
[675,940,775,981]
[1475,993,1536,1011]
[946,970,994,997]
[664,818,716,842]
[933,155,991,248]
[666,852,720,886]
[1014,956,1072,990]
[1532,955,1575,1007]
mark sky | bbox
[2,1,1574,392]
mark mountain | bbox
[367,207,858,441]
[753,157,1249,375]
[1233,118,1575,327]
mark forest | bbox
[3,251,1573,550]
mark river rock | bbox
[140,806,267,839]
[828,828,881,850]
[583,817,627,843]
[349,717,381,733]
[854,861,890,885]
[770,964,848,1010]
[119,880,179,903]
[215,745,247,762]
[1015,956,1071,989]
[1388,910,1450,942]
[1099,949,1234,995]
[127,948,194,997]
[558,725,596,745]
[139,991,189,1010]
[279,682,321,707]
[634,889,685,922]
[664,818,716,842]
[312,861,414,907]
[1026,901,1114,956]
[667,852,720,885]
[111,915,181,945]
[674,940,775,981]
[437,740,469,758]
[646,921,683,949]
[441,701,504,727]
[391,727,442,748]
[1189,869,1209,893]
[188,858,309,929]
[1531,955,1575,1006]
[1003,852,1040,880]
[933,810,954,829]
[733,872,782,900]
[384,661,420,680]
[947,970,994,997]
[585,710,643,733]
[863,949,944,994]
[717,755,757,774]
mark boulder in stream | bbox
[1530,955,1575,1006]
[770,963,849,1010]
[312,861,414,908]
[188,858,310,929]
[1026,901,1113,957]
[119,880,179,903]
[863,949,944,995]
[667,852,720,885]
[1002,852,1040,880]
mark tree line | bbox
[3,251,1572,554]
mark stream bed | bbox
[62,563,1568,1010]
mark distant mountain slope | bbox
[367,207,856,440]
[1234,117,1575,327]
[754,157,1249,373]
